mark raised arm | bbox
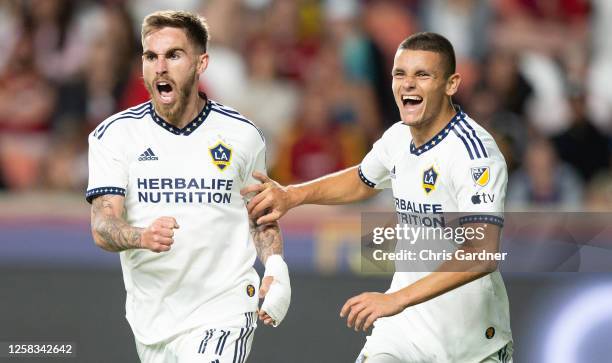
[90,194,178,253]
[241,165,380,225]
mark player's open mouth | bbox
[156,81,175,104]
[401,95,423,107]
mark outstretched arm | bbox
[90,194,179,253]
[241,165,380,225]
[341,223,502,331]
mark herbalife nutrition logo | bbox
[138,148,158,161]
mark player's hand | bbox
[340,292,404,332]
[240,172,292,225]
[257,276,275,326]
[140,216,179,253]
[259,255,291,327]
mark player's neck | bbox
[411,104,457,148]
[164,89,206,129]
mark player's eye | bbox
[168,52,180,60]
[392,71,405,78]
[416,72,431,79]
[144,53,156,61]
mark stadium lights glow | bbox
[544,284,612,363]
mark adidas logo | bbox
[138,148,158,161]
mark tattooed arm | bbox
[250,219,284,263]
[90,194,179,253]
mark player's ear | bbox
[196,53,209,75]
[445,73,461,97]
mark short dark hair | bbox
[398,32,456,77]
[142,10,210,53]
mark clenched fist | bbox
[141,217,179,252]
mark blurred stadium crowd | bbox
[0,0,611,210]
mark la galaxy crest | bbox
[471,166,490,187]
[209,141,232,171]
[422,166,438,194]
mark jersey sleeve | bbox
[358,131,395,190]
[243,136,267,188]
[85,131,129,203]
[453,154,508,227]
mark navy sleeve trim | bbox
[358,166,376,188]
[85,187,126,204]
[459,214,504,227]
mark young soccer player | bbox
[243,32,513,362]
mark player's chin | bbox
[400,115,422,127]
[153,96,178,113]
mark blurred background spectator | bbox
[506,137,584,209]
[0,0,608,211]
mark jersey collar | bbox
[150,92,212,136]
[409,106,465,156]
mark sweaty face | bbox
[142,27,202,121]
[391,49,453,128]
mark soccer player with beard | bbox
[242,32,513,362]
[86,10,291,362]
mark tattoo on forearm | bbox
[91,195,142,252]
[250,220,283,263]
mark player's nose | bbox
[402,75,417,89]
[155,58,168,74]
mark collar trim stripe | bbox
[409,109,464,156]
[151,100,212,136]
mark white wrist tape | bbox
[261,255,291,327]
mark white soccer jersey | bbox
[359,107,512,362]
[86,96,264,345]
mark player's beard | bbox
[146,71,197,125]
